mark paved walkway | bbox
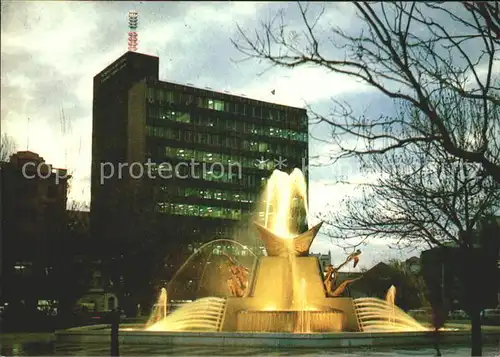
[1,329,499,356]
[1,342,498,356]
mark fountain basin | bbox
[237,310,343,333]
[55,323,500,348]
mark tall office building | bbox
[91,52,308,257]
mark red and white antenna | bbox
[128,10,138,52]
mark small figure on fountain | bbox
[222,253,250,297]
[324,249,363,297]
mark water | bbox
[263,168,308,237]
[166,238,257,298]
[146,297,226,331]
[1,339,499,356]
[386,285,396,326]
[142,169,430,334]
[146,288,168,327]
[354,297,428,332]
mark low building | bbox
[76,269,119,313]
[420,217,500,312]
[0,151,70,311]
[405,256,420,273]
[310,251,332,273]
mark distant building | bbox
[76,268,119,314]
[311,251,332,273]
[91,51,309,261]
[0,151,70,309]
[405,256,420,273]
[420,216,500,311]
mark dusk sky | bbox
[1,1,421,268]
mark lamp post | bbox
[110,308,120,356]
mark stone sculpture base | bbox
[236,310,344,333]
[220,256,361,332]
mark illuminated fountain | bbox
[144,169,428,334]
[146,288,168,328]
[354,286,427,332]
[58,169,484,348]
[146,297,227,332]
[386,285,396,326]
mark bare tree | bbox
[232,1,500,182]
[320,97,498,355]
[0,133,16,161]
[323,120,499,250]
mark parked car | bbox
[82,308,127,324]
[481,309,500,325]
[450,310,469,319]
[408,309,432,320]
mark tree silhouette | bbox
[0,134,16,162]
[321,100,499,355]
[232,2,500,183]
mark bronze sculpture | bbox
[222,253,250,297]
[254,221,323,257]
[324,249,363,297]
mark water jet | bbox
[56,169,490,348]
[145,170,425,334]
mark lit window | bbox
[177,113,191,123]
[214,100,224,111]
[200,206,209,216]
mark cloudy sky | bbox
[1,1,418,268]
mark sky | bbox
[1,1,421,269]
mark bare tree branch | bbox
[319,99,499,251]
[232,1,500,182]
[0,134,16,162]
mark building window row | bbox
[146,111,308,142]
[153,138,306,167]
[150,108,191,123]
[147,87,307,128]
[151,160,267,189]
[160,186,260,204]
[148,125,305,158]
[156,202,242,220]
[163,145,296,171]
[208,245,253,256]
[187,243,256,257]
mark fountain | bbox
[144,169,425,334]
[386,285,396,326]
[57,169,488,348]
[146,288,168,328]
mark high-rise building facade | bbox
[91,52,308,255]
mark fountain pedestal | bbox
[237,309,344,333]
[220,254,361,332]
[218,222,362,332]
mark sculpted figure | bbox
[222,253,250,297]
[324,249,362,297]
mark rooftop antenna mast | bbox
[26,117,30,150]
[128,10,139,52]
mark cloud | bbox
[1,2,459,263]
[230,67,371,108]
[1,1,374,207]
